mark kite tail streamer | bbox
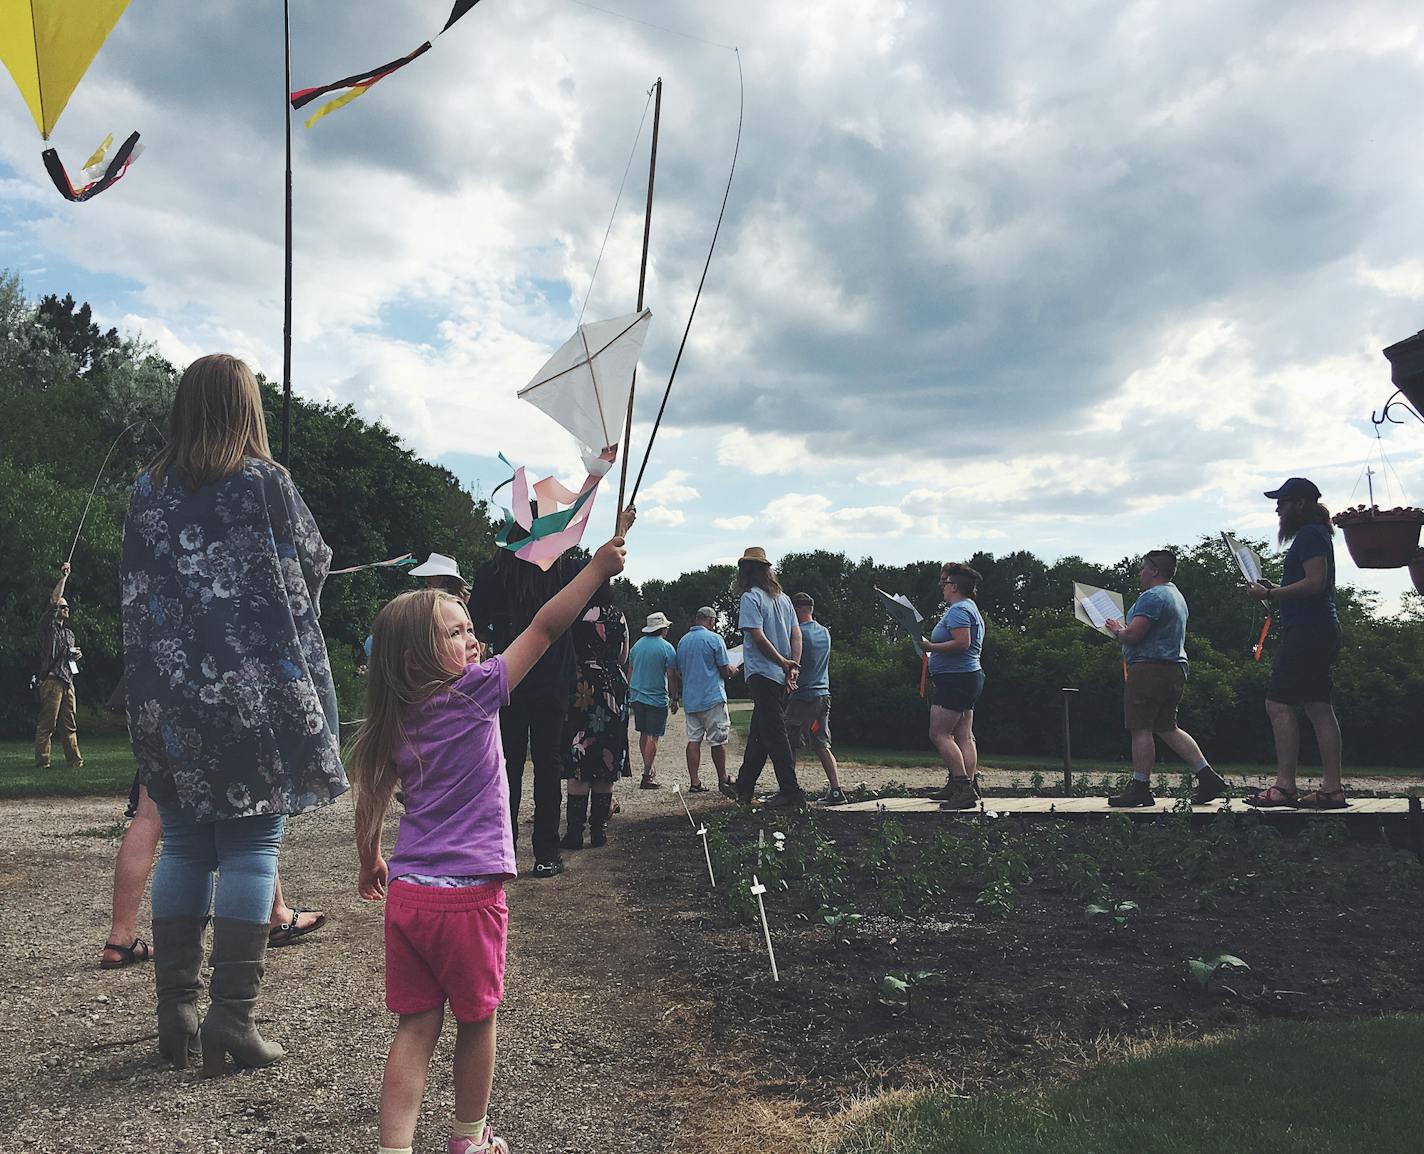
[628,47,743,507]
[68,421,140,563]
[1254,617,1270,662]
[43,131,142,202]
[919,652,928,698]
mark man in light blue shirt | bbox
[675,607,736,795]
[1105,549,1224,808]
[785,593,847,806]
[629,612,680,789]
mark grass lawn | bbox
[728,711,1424,779]
[0,734,135,799]
[827,1015,1424,1154]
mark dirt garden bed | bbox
[617,801,1424,1112]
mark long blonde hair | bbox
[348,589,467,848]
[149,353,278,489]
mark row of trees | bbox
[5,275,1421,765]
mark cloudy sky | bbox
[5,0,1424,608]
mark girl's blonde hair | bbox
[347,589,467,848]
[150,353,278,489]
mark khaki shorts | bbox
[686,702,730,746]
[785,694,832,751]
[1124,661,1185,732]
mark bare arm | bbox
[924,626,972,655]
[789,621,803,667]
[503,540,627,690]
[745,627,790,668]
[1106,616,1151,645]
[1250,556,1329,602]
[49,562,70,605]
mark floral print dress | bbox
[121,458,349,822]
[564,603,630,784]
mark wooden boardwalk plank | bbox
[829,796,1414,816]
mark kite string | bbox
[563,0,739,52]
[67,421,140,564]
[578,86,655,325]
[629,47,743,507]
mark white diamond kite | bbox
[518,309,652,455]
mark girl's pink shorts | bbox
[384,879,508,1023]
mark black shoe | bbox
[1108,779,1155,808]
[762,790,806,810]
[588,792,612,848]
[530,858,565,878]
[718,781,738,801]
[1191,767,1228,805]
[820,788,850,807]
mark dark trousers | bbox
[502,692,568,864]
[737,674,801,800]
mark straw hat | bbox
[738,546,771,566]
[642,611,672,633]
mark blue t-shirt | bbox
[676,626,731,712]
[791,619,831,700]
[1280,523,1338,626]
[738,587,797,684]
[628,635,677,706]
[1123,583,1188,667]
[929,599,983,675]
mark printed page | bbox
[1072,582,1126,638]
[1221,531,1263,584]
[725,646,744,669]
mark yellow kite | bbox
[0,0,130,138]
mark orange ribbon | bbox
[1254,617,1270,662]
[919,652,929,698]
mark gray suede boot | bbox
[151,916,208,1067]
[200,918,285,1076]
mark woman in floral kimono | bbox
[122,354,348,1075]
[561,581,630,849]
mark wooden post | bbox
[615,77,661,529]
[280,0,294,466]
[1061,688,1079,795]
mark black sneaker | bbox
[718,781,739,801]
[1191,767,1228,805]
[530,858,565,879]
[762,790,805,810]
[1108,779,1155,808]
[820,788,850,807]
[937,777,980,810]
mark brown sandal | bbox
[1296,787,1348,809]
[1243,785,1298,808]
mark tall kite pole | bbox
[281,0,295,465]
[615,77,662,530]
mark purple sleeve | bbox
[454,655,511,716]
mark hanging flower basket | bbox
[1410,551,1424,596]
[1332,505,1424,569]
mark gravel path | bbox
[3,703,1416,1153]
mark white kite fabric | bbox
[518,309,652,454]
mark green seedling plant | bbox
[976,877,1018,918]
[878,969,944,1017]
[1188,953,1249,989]
[816,903,863,929]
[1030,771,1045,792]
[1086,899,1139,927]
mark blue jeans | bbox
[152,808,285,923]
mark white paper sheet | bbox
[1221,531,1263,585]
[725,645,744,669]
[1072,582,1126,638]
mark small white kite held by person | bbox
[1221,531,1264,585]
[1073,583,1125,637]
[874,587,926,657]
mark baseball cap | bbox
[1263,477,1321,501]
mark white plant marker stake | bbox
[757,827,765,866]
[674,783,697,831]
[697,824,716,886]
[750,874,779,981]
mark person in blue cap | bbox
[1244,477,1346,808]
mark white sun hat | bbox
[642,611,672,633]
[409,553,462,579]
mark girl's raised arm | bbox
[504,538,626,691]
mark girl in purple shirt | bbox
[348,536,627,1154]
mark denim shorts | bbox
[631,701,668,736]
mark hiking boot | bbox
[762,790,805,810]
[530,858,566,879]
[1108,779,1156,808]
[928,778,957,801]
[820,788,850,807]
[936,776,980,810]
[1191,767,1228,805]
